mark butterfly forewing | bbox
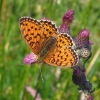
[20,17,42,55]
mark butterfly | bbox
[19,17,79,67]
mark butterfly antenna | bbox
[39,63,44,82]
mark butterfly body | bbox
[39,36,57,59]
[20,17,79,67]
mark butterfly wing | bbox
[43,34,79,67]
[39,20,58,49]
[20,17,42,55]
[20,17,58,55]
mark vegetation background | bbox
[0,0,100,100]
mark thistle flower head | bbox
[63,9,74,25]
[74,29,93,50]
[23,53,38,64]
[72,68,87,86]
[79,29,90,37]
[72,61,93,95]
[58,9,74,34]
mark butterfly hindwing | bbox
[43,34,78,67]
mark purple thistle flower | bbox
[72,68,92,92]
[74,29,93,50]
[23,53,38,64]
[72,68,87,86]
[63,9,74,25]
[72,62,93,94]
[74,29,93,60]
[58,9,74,34]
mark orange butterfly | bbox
[19,17,79,67]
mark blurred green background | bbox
[0,0,100,100]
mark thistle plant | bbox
[58,9,94,100]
